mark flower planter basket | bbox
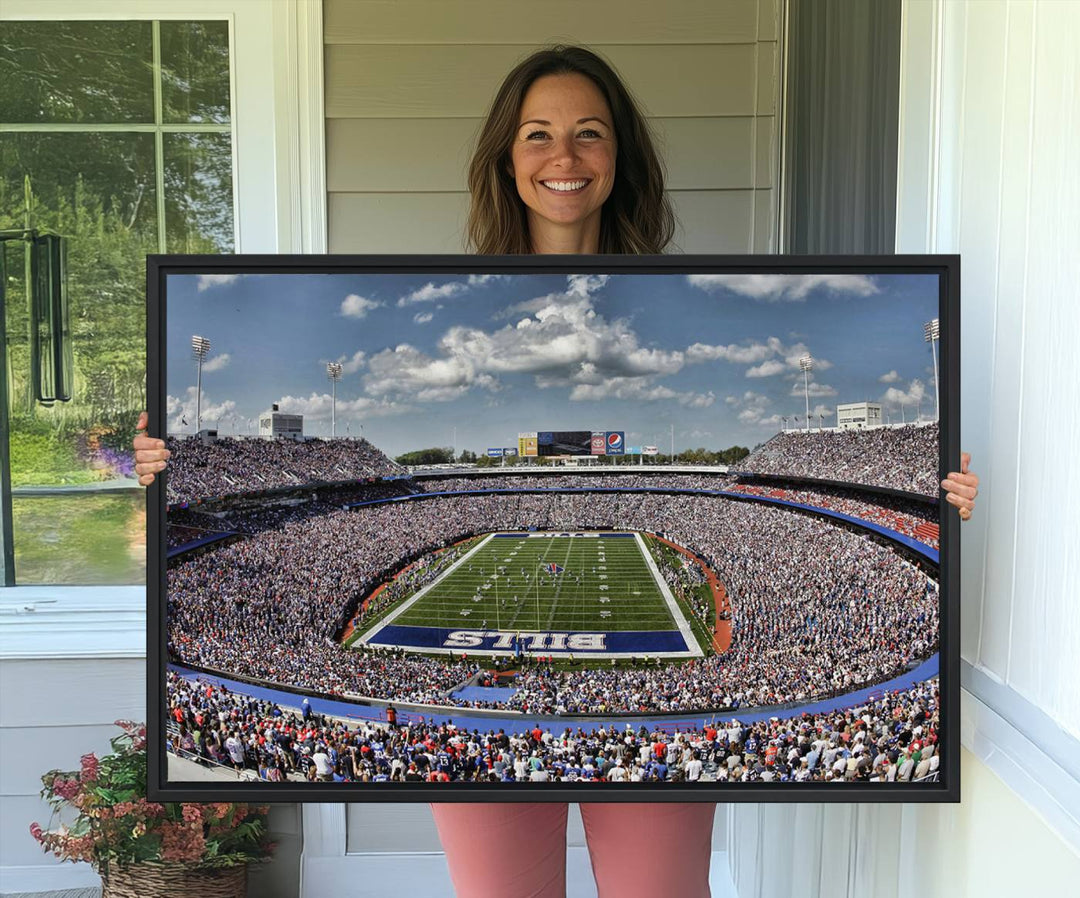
[101,862,247,898]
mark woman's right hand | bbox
[133,411,170,486]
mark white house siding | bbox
[324,0,781,254]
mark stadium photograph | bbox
[154,263,950,798]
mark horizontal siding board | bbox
[753,187,777,252]
[327,117,758,193]
[326,44,758,119]
[0,723,122,796]
[669,188,755,253]
[655,117,756,189]
[329,192,470,253]
[327,188,763,255]
[326,118,478,193]
[3,794,81,866]
[346,802,443,852]
[324,0,760,45]
[758,0,780,42]
[756,40,778,115]
[0,659,145,728]
[753,115,775,188]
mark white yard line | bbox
[352,533,496,646]
[357,531,704,659]
[635,532,705,658]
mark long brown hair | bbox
[466,46,675,254]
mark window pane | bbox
[12,493,145,585]
[2,132,155,584]
[160,21,232,124]
[1,21,234,587]
[0,22,154,124]
[164,133,235,252]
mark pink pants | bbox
[431,802,715,898]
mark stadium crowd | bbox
[414,473,938,547]
[165,436,402,504]
[738,423,939,495]
[166,671,941,785]
[168,490,938,714]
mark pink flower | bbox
[52,777,81,801]
[80,753,99,782]
[160,821,206,863]
[29,822,44,843]
[181,804,203,824]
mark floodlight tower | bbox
[799,355,814,432]
[924,317,940,421]
[191,335,211,433]
[326,362,343,437]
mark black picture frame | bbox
[147,253,960,803]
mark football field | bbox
[355,532,705,658]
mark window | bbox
[1,19,234,584]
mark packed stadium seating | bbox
[167,670,940,785]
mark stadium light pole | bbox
[326,362,343,438]
[191,335,211,433]
[799,355,813,432]
[924,318,940,421]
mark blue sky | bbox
[165,271,940,455]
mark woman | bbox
[136,45,978,898]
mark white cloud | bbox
[790,381,838,398]
[413,311,434,324]
[686,274,879,301]
[336,350,367,375]
[685,341,774,364]
[879,370,901,383]
[341,294,382,318]
[202,353,231,373]
[467,274,510,286]
[365,274,716,405]
[397,281,469,307]
[566,273,610,297]
[811,404,835,419]
[725,390,781,426]
[746,359,787,378]
[882,378,927,407]
[196,274,240,292]
[688,336,831,380]
[568,378,714,407]
[166,387,236,432]
[363,343,500,403]
[272,392,412,420]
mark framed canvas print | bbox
[147,254,960,802]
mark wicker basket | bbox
[100,862,247,898]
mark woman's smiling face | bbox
[509,73,617,247]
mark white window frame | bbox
[0,0,326,659]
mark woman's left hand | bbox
[941,452,979,520]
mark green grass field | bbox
[391,534,678,633]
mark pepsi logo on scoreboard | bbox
[605,431,624,455]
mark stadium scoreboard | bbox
[518,430,625,457]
